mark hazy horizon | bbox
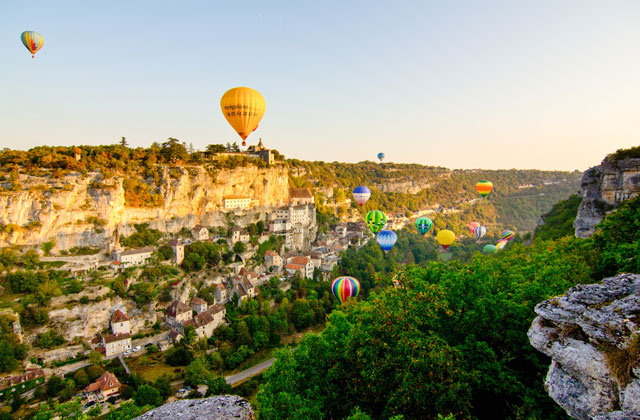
[2,1,638,172]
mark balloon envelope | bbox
[501,230,516,241]
[352,186,371,206]
[415,217,433,235]
[331,276,360,304]
[377,153,385,161]
[474,226,487,239]
[220,87,266,146]
[483,244,498,254]
[21,31,43,58]
[377,230,397,251]
[496,240,508,250]
[468,222,480,234]
[437,230,456,249]
[476,180,493,197]
[365,210,387,234]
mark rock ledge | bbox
[133,395,254,420]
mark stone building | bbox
[84,371,121,403]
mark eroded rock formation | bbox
[133,395,254,420]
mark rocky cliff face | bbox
[0,165,290,250]
[528,274,640,420]
[133,395,254,420]
[575,158,640,238]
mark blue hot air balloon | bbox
[377,152,385,162]
[377,230,397,251]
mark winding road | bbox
[225,358,275,386]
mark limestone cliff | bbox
[574,158,640,238]
[0,165,290,250]
[133,395,254,420]
[528,274,640,420]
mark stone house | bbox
[84,371,121,403]
[166,301,193,330]
[191,225,209,241]
[110,310,131,335]
[230,228,250,243]
[285,263,305,278]
[238,267,259,287]
[102,333,131,357]
[288,256,314,279]
[223,195,251,210]
[114,246,155,268]
[191,297,208,314]
[214,283,228,303]
[168,239,185,265]
[182,304,226,339]
[289,188,314,206]
[264,250,283,269]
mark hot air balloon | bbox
[474,226,487,240]
[377,230,397,251]
[501,230,516,241]
[365,210,387,234]
[415,217,433,235]
[468,222,480,234]
[220,87,266,146]
[476,180,493,198]
[483,244,497,254]
[331,276,360,304]
[496,240,508,250]
[377,153,385,162]
[21,31,43,58]
[436,230,456,250]
[352,186,371,207]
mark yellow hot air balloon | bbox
[436,229,456,250]
[220,87,265,146]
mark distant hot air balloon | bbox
[476,180,493,198]
[377,153,385,162]
[377,230,397,251]
[483,244,497,254]
[331,276,360,304]
[474,226,487,240]
[437,230,456,250]
[365,210,387,235]
[21,31,43,58]
[415,217,433,235]
[501,230,516,241]
[468,222,480,234]
[352,186,371,207]
[496,240,508,250]
[220,87,266,146]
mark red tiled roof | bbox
[85,371,121,394]
[167,300,191,317]
[291,256,310,265]
[224,195,250,200]
[191,297,207,306]
[111,310,129,323]
[102,333,131,344]
[285,263,304,271]
[289,188,313,198]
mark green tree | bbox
[185,358,210,386]
[73,369,89,388]
[46,375,64,398]
[154,375,172,400]
[233,241,247,254]
[133,384,163,407]
[205,376,232,396]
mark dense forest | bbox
[255,192,639,420]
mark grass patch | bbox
[605,334,640,387]
[128,353,181,383]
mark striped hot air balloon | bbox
[331,276,360,304]
[365,210,387,234]
[496,240,508,250]
[415,217,433,235]
[376,230,397,251]
[474,226,487,239]
[352,186,371,207]
[21,31,44,58]
[476,180,493,198]
[501,230,516,241]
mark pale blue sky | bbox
[1,1,638,170]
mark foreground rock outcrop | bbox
[133,395,254,420]
[528,274,640,420]
[575,158,640,238]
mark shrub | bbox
[605,335,640,387]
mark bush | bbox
[166,346,194,366]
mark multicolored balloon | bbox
[476,180,493,198]
[436,230,456,250]
[468,222,480,234]
[352,186,371,207]
[331,276,360,304]
[483,244,497,254]
[220,87,266,146]
[365,210,387,234]
[377,153,385,162]
[474,226,487,239]
[415,217,433,235]
[21,31,43,58]
[501,230,516,241]
[496,240,508,250]
[377,230,397,251]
